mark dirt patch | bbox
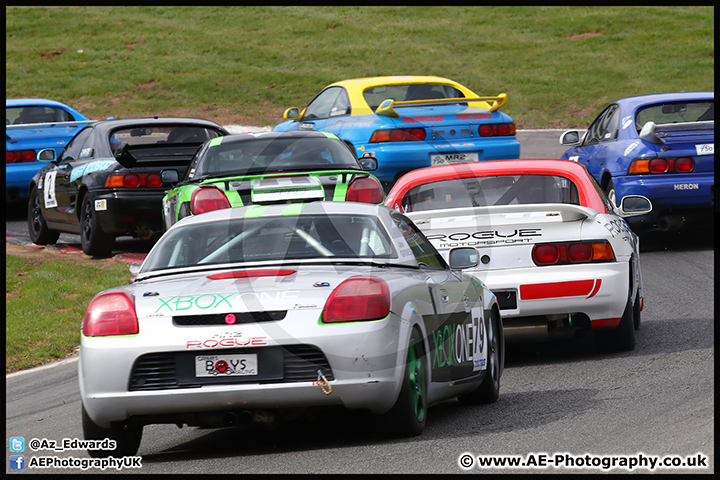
[6,242,123,267]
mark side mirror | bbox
[284,108,300,120]
[618,195,652,217]
[359,155,378,171]
[449,247,479,269]
[161,169,180,184]
[560,130,582,146]
[37,148,56,162]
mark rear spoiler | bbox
[639,120,714,144]
[405,203,598,225]
[375,93,508,117]
[6,120,94,130]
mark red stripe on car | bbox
[519,280,595,300]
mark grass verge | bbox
[6,247,131,373]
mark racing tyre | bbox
[597,297,636,352]
[80,195,115,257]
[459,311,501,405]
[27,186,60,245]
[633,294,641,331]
[82,404,142,458]
[379,328,427,437]
[605,179,618,207]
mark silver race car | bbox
[79,201,503,457]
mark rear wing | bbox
[639,120,714,144]
[6,120,94,130]
[375,93,508,117]
[405,203,598,226]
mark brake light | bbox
[629,157,695,174]
[207,269,297,279]
[369,128,426,143]
[479,123,516,137]
[346,176,384,203]
[6,149,37,163]
[105,173,166,188]
[82,291,138,336]
[322,277,390,323]
[191,187,231,215]
[532,241,615,266]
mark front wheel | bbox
[81,404,142,458]
[459,310,501,405]
[80,195,115,257]
[27,186,60,245]
[379,328,427,437]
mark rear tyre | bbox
[80,195,115,257]
[605,179,618,207]
[82,404,142,458]
[633,294,642,331]
[459,311,501,404]
[596,297,635,352]
[379,328,427,437]
[27,186,60,245]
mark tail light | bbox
[322,277,390,323]
[105,173,166,188]
[369,128,426,143]
[479,123,516,137]
[83,291,138,336]
[191,187,231,215]
[628,157,695,174]
[6,149,37,163]
[532,241,615,266]
[346,176,384,203]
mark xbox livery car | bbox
[161,130,384,229]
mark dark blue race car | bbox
[560,92,714,233]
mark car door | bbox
[293,86,351,133]
[569,104,621,182]
[41,126,94,225]
[393,214,481,382]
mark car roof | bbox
[386,159,608,213]
[329,75,462,89]
[210,130,343,144]
[613,91,714,109]
[6,98,74,108]
[89,117,228,134]
[168,201,394,229]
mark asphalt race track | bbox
[6,129,715,474]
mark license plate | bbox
[696,143,714,155]
[195,354,258,377]
[431,153,479,165]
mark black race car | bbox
[27,117,229,257]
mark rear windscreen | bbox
[635,101,714,132]
[401,175,580,213]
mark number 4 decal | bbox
[43,171,58,208]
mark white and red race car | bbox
[386,159,652,351]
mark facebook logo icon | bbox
[9,455,25,470]
[10,437,25,452]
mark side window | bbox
[582,105,616,146]
[304,87,343,120]
[329,88,351,117]
[392,215,447,269]
[59,127,93,162]
[598,105,620,143]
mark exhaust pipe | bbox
[223,411,253,426]
[657,214,684,232]
[503,318,548,342]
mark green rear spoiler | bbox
[375,93,508,117]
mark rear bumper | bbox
[5,162,46,199]
[470,262,630,327]
[362,138,521,182]
[93,189,168,237]
[613,172,714,226]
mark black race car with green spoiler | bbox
[161,130,384,230]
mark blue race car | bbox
[560,92,714,233]
[6,98,92,202]
[273,76,520,191]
